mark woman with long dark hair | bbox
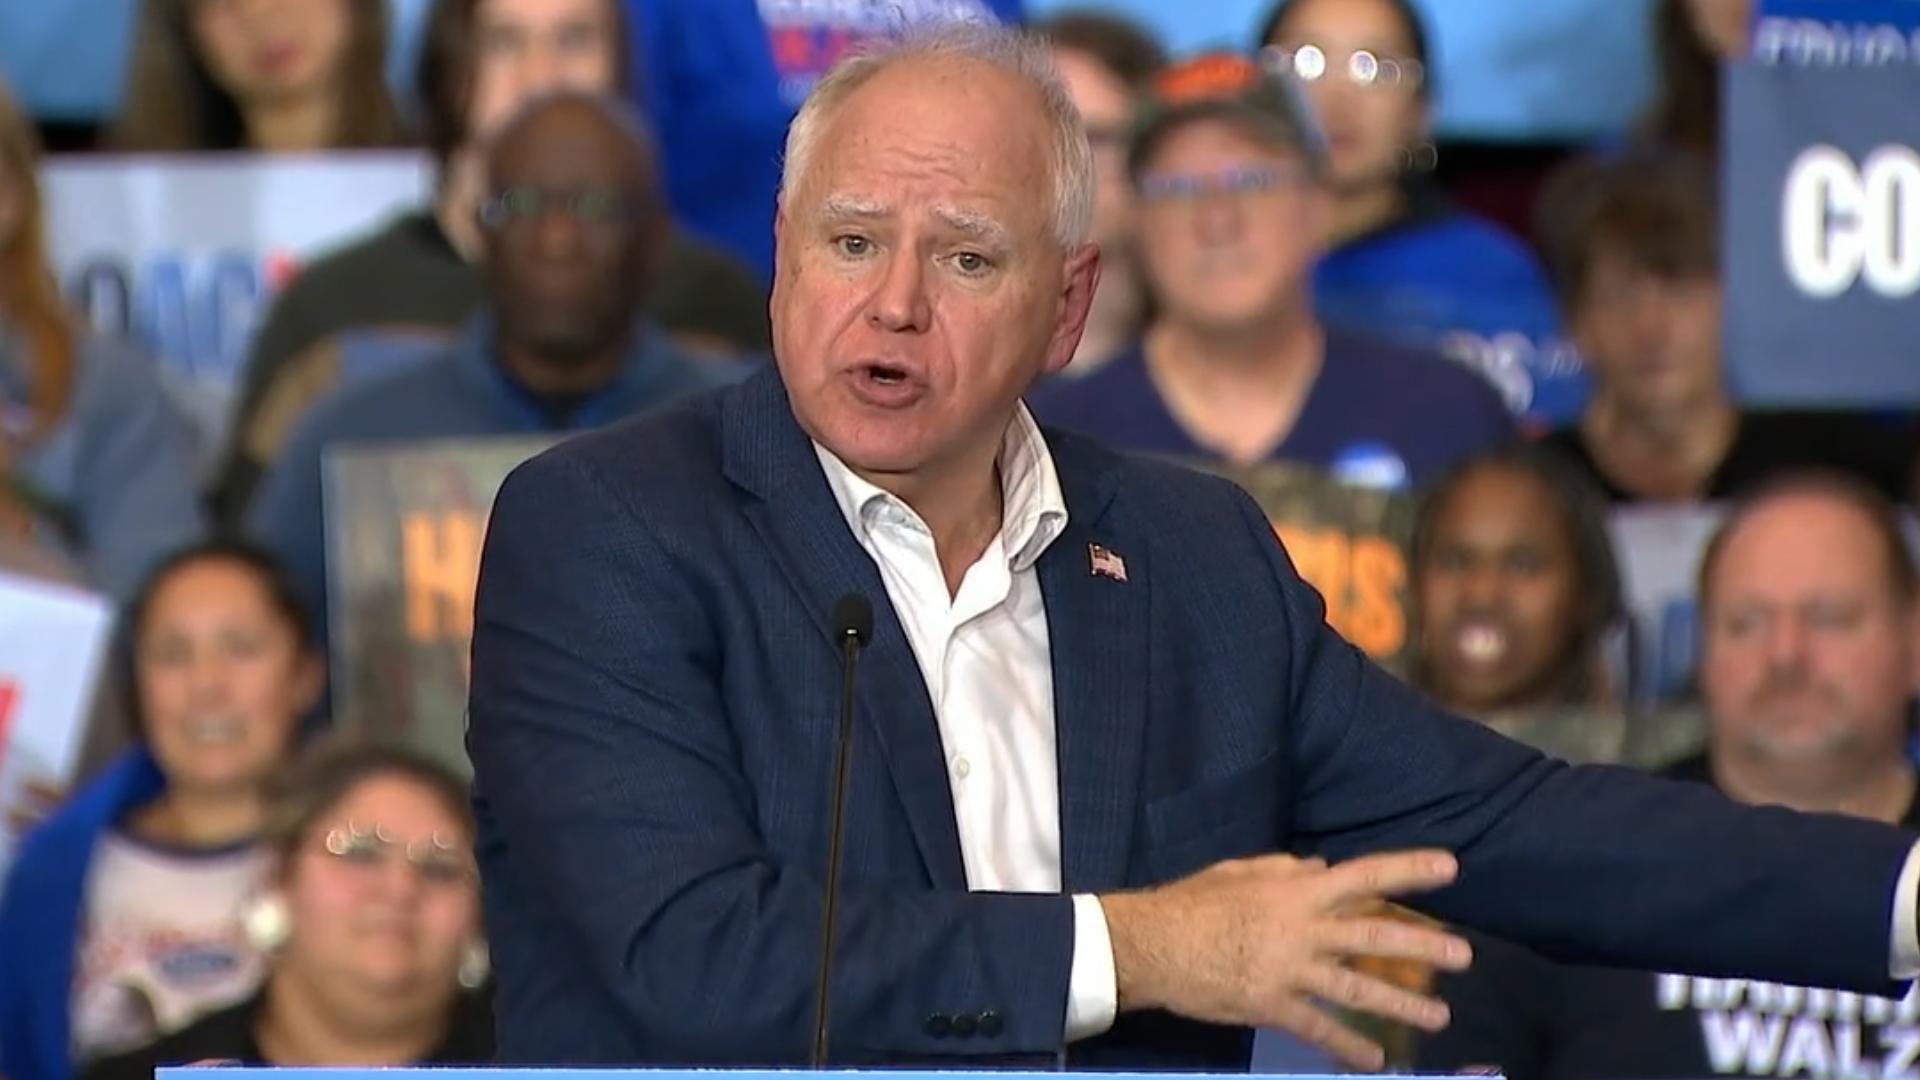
[111,0,403,152]
[1256,0,1561,416]
[0,540,322,1080]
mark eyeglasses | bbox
[1136,165,1309,206]
[478,187,640,229]
[1260,44,1424,90]
[320,822,475,887]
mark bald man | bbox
[249,90,747,650]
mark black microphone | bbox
[812,592,873,1068]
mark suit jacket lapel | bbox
[1040,433,1150,894]
[723,370,968,889]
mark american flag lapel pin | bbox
[1088,542,1128,582]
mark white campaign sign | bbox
[0,569,115,878]
[41,151,433,445]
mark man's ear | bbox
[1041,241,1104,379]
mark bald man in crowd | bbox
[250,90,745,644]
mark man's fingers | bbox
[1313,849,1459,905]
[1298,960,1452,1033]
[1320,916,1473,971]
[1266,996,1388,1071]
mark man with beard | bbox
[1419,470,1920,1080]
[249,90,745,645]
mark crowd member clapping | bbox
[82,739,493,1078]
[1033,10,1165,375]
[1409,446,1701,765]
[1031,52,1511,491]
[110,0,403,153]
[210,0,768,523]
[1258,0,1560,400]
[1420,472,1920,1080]
[1534,148,1914,504]
[0,81,205,604]
[0,540,321,1080]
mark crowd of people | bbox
[1,0,1915,1076]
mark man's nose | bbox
[1763,614,1812,670]
[866,250,931,333]
[531,202,586,257]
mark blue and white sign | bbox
[1725,0,1920,405]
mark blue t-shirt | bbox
[626,0,1025,282]
[1029,327,1515,492]
[1314,206,1581,429]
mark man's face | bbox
[1701,494,1920,769]
[1416,465,1587,714]
[1572,251,1724,417]
[1052,47,1136,254]
[468,0,619,144]
[1133,118,1325,336]
[481,106,657,360]
[770,58,1099,482]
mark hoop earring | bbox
[457,940,491,990]
[241,894,291,954]
[1408,140,1439,173]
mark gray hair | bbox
[778,23,1096,252]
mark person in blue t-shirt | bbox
[622,0,1023,281]
[1255,0,1575,427]
[1029,51,1512,495]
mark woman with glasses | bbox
[80,738,492,1078]
[1257,0,1566,423]
[0,540,320,1080]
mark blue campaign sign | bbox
[1756,0,1920,28]
[1724,0,1920,406]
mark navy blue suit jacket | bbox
[468,367,1917,1070]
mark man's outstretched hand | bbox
[1101,850,1471,1070]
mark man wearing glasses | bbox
[248,90,746,648]
[1030,52,1512,495]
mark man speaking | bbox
[465,26,1920,1072]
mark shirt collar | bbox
[813,403,1069,573]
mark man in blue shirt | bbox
[1031,52,1512,493]
[250,91,746,643]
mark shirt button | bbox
[953,756,972,780]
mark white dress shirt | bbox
[816,407,1920,1046]
[815,404,1116,1041]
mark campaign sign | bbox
[323,435,556,775]
[41,152,432,444]
[1199,460,1419,675]
[0,569,114,878]
[1725,1,1920,405]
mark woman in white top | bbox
[0,538,323,1080]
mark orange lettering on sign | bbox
[402,512,482,643]
[1271,523,1407,659]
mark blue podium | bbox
[160,1073,1408,1080]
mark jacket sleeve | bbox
[465,446,1076,1065]
[1224,486,1918,996]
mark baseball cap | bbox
[1127,51,1330,181]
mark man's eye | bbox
[833,235,871,257]
[952,251,992,275]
